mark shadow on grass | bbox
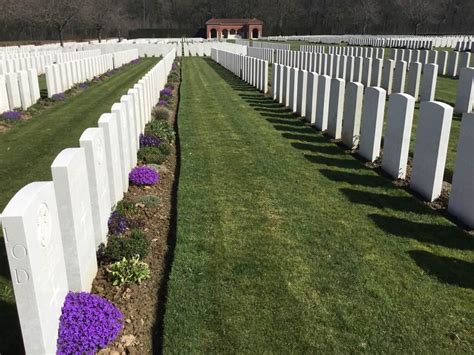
[408,250,474,290]
[370,214,474,251]
[0,299,23,355]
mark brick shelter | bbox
[206,18,263,40]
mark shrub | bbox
[108,211,128,236]
[158,100,168,106]
[158,142,171,156]
[137,147,167,164]
[160,88,173,97]
[107,256,150,286]
[52,93,66,101]
[129,166,160,185]
[146,120,175,142]
[1,111,22,121]
[152,106,171,121]
[104,229,150,262]
[115,200,137,217]
[145,163,160,172]
[139,133,162,148]
[57,292,123,354]
[134,195,161,208]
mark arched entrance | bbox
[222,29,229,39]
[230,29,236,35]
[210,29,217,38]
[252,28,259,38]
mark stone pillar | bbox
[327,78,345,139]
[381,93,416,179]
[420,63,438,102]
[410,101,453,201]
[359,87,387,162]
[448,112,474,228]
[341,82,364,149]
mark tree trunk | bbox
[57,25,64,47]
[97,26,102,43]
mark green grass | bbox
[0,57,159,354]
[162,57,473,353]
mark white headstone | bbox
[410,101,453,201]
[0,182,68,355]
[381,93,416,179]
[121,95,138,166]
[0,74,10,113]
[289,67,299,113]
[382,59,395,95]
[406,62,422,100]
[51,148,98,291]
[393,60,407,93]
[454,67,474,114]
[448,112,474,228]
[111,103,131,192]
[27,68,41,104]
[359,87,387,162]
[98,113,123,206]
[79,128,111,246]
[315,75,331,131]
[341,82,364,149]
[18,71,32,110]
[296,69,308,117]
[5,73,22,108]
[305,72,318,124]
[327,78,345,139]
[420,63,438,102]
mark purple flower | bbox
[52,93,65,101]
[78,82,88,89]
[108,211,128,235]
[1,110,22,121]
[140,133,161,148]
[131,59,141,65]
[57,292,123,355]
[129,166,159,186]
[158,100,167,106]
[172,63,177,71]
[160,88,173,97]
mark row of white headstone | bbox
[247,47,274,62]
[212,49,269,94]
[273,50,474,114]
[45,49,139,97]
[252,41,291,51]
[300,45,386,59]
[269,63,473,226]
[0,49,101,76]
[0,48,176,355]
[391,48,471,78]
[455,40,474,52]
[0,69,40,112]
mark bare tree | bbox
[83,0,126,42]
[396,0,434,34]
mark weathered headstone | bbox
[359,87,387,162]
[381,93,416,179]
[410,101,453,201]
[0,182,68,355]
[51,148,98,291]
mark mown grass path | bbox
[163,58,473,353]
[0,57,159,354]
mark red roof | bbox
[206,18,263,25]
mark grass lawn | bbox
[162,57,473,353]
[0,57,159,354]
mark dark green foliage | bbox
[133,195,161,208]
[115,200,137,217]
[146,120,175,142]
[152,106,172,121]
[104,229,150,263]
[137,147,167,164]
[158,142,171,156]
